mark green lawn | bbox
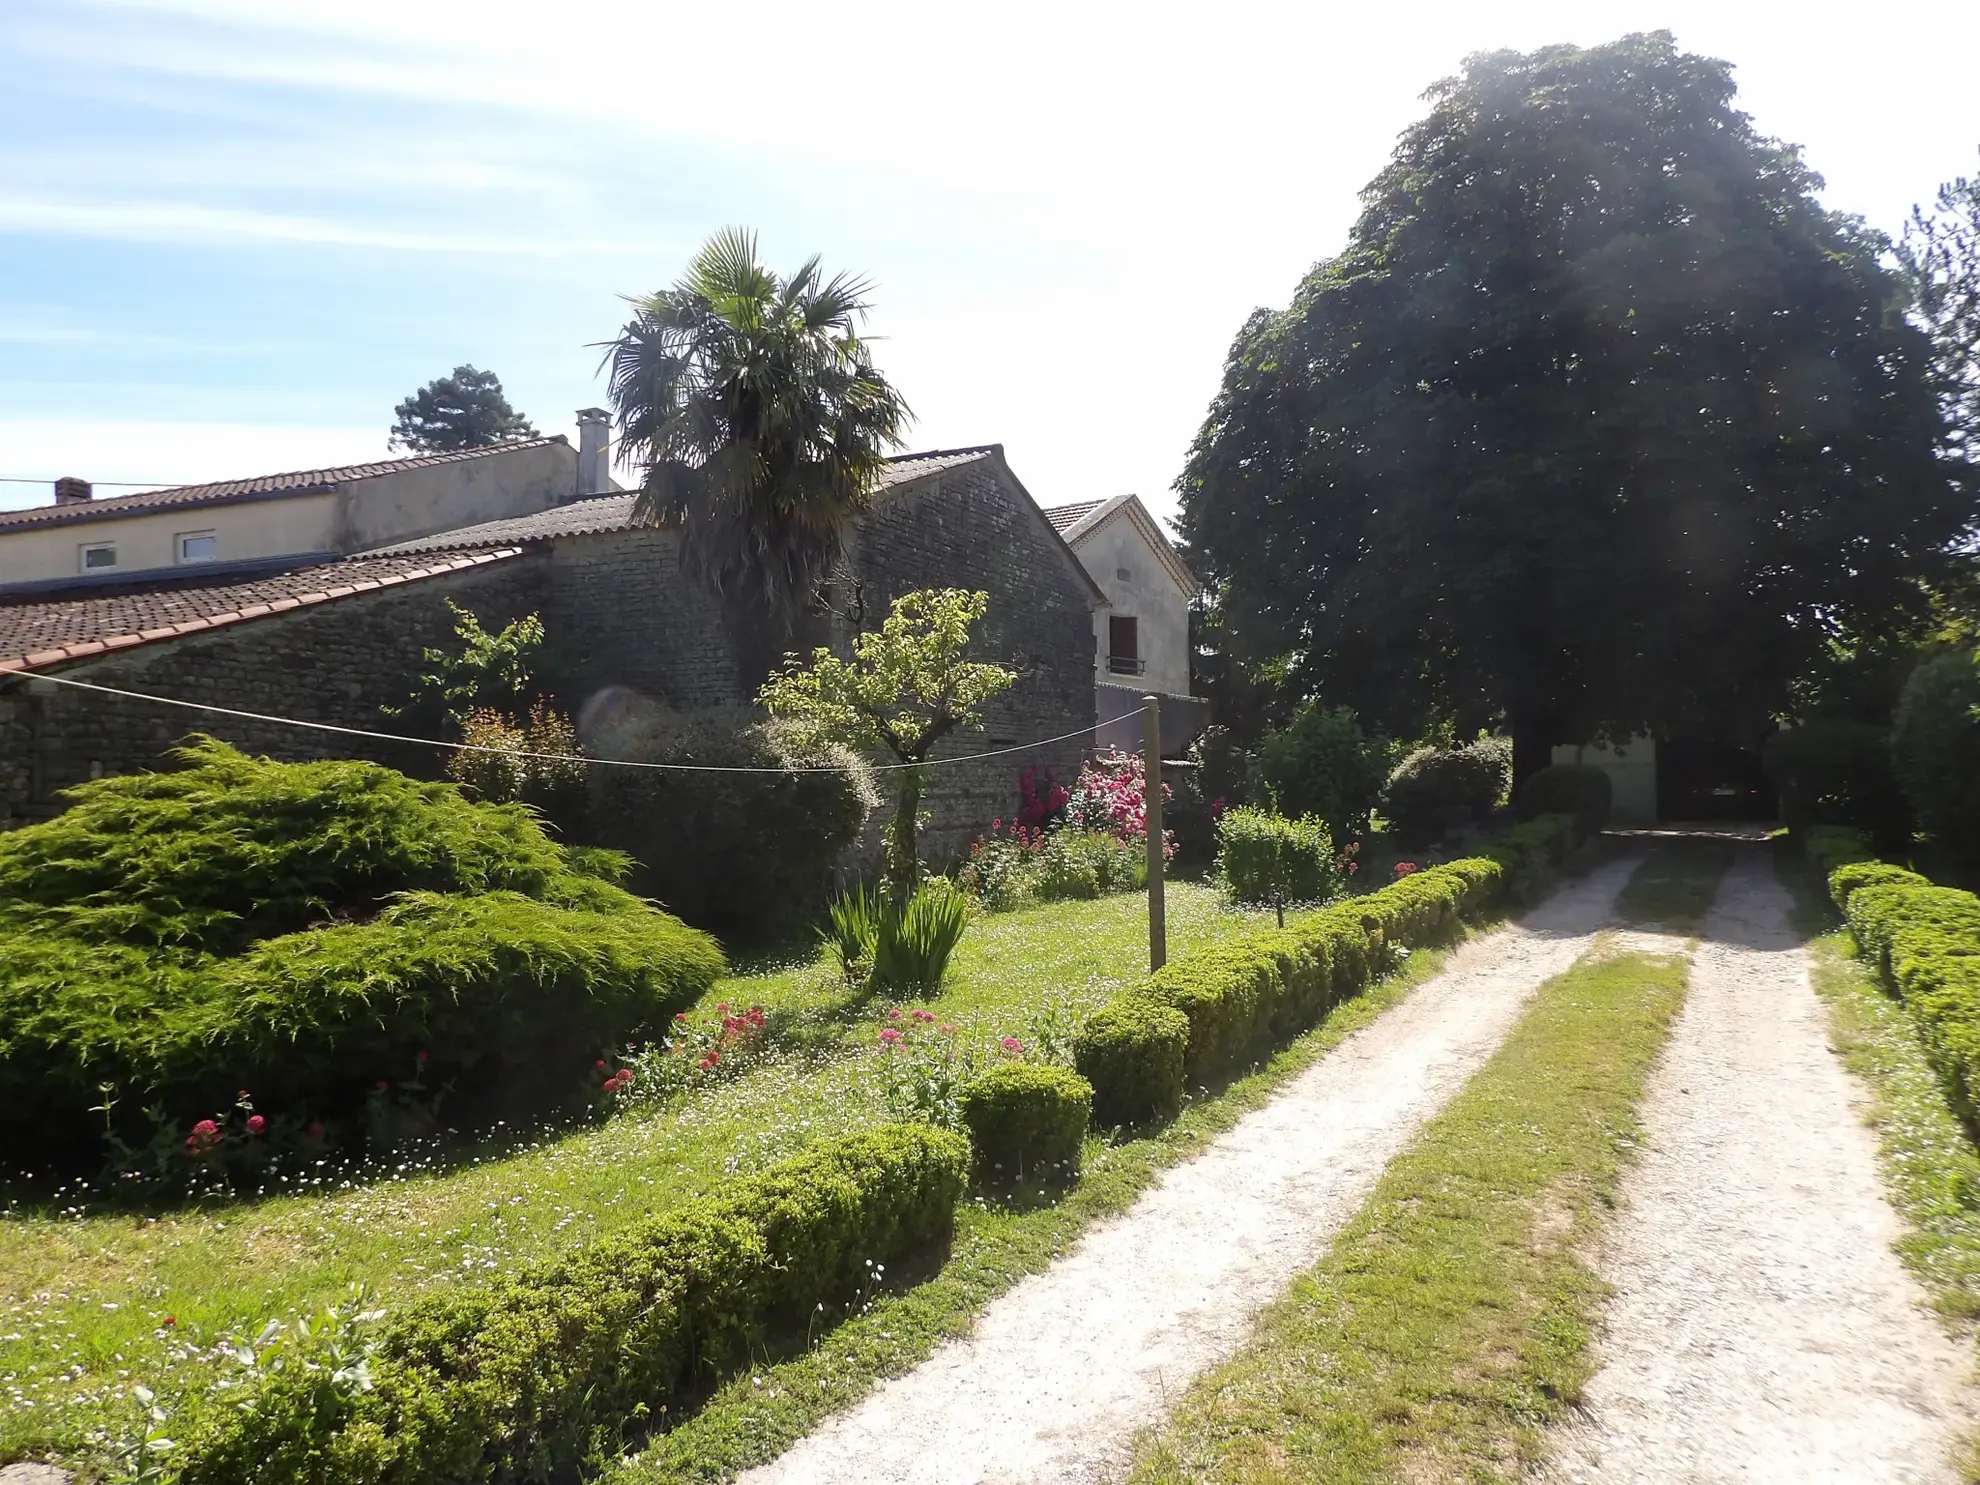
[1127,943,1690,1484]
[0,883,1273,1467]
[1122,842,1714,1484]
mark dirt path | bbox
[1548,850,1976,1484]
[739,857,1639,1485]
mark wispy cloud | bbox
[0,196,657,256]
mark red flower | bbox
[999,1036,1024,1057]
[616,1068,634,1084]
[307,1121,326,1139]
[716,1002,731,1015]
[878,1027,905,1047]
[674,1011,689,1022]
[374,1080,390,1092]
[415,1050,429,1065]
[697,1051,719,1070]
[162,1316,176,1327]
[245,1114,266,1136]
[747,1007,765,1027]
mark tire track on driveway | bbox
[740,856,1639,1485]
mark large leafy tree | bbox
[389,365,536,452]
[603,228,912,685]
[1898,154,1980,464]
[1181,33,1975,782]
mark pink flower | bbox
[717,1002,731,1016]
[887,1007,903,1019]
[616,1068,634,1084]
[698,1051,720,1070]
[415,1050,428,1065]
[999,1036,1024,1057]
[595,1058,608,1070]
[245,1114,266,1137]
[374,1080,390,1092]
[1394,862,1420,877]
[878,1027,905,1047]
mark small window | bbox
[80,542,117,572]
[177,531,218,563]
[1116,567,1133,581]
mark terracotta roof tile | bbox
[0,438,568,532]
[0,548,522,673]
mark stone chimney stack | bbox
[53,476,93,506]
[576,408,611,499]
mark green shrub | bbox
[1892,647,1980,864]
[1827,859,1924,913]
[1216,808,1338,920]
[1167,725,1253,868]
[826,879,971,998]
[1513,764,1611,838]
[1835,867,1980,1120]
[1078,854,1506,1124]
[1803,825,1874,879]
[177,1125,969,1485]
[1254,705,1391,836]
[1074,995,1190,1127]
[959,1062,1093,1183]
[1762,720,1908,849]
[1382,738,1511,842]
[0,742,724,1164]
[0,736,577,954]
[581,709,878,939]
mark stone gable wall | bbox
[846,460,1098,863]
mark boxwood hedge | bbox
[177,1124,969,1485]
[960,1062,1093,1183]
[1831,860,1980,1124]
[1074,822,1592,1126]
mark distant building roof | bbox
[368,445,1003,558]
[0,438,571,534]
[0,548,521,674]
[1043,500,1104,536]
[1042,494,1199,596]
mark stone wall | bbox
[0,558,543,823]
[544,527,739,707]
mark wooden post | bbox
[1144,694,1166,971]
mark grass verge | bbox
[602,937,1470,1483]
[1124,943,1689,1484]
[1778,859,1980,1323]
[0,884,1276,1468]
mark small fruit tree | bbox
[760,588,1016,903]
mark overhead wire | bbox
[13,669,1150,775]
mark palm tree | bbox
[602,228,912,683]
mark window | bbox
[1116,566,1133,581]
[177,531,218,563]
[80,542,117,572]
[1108,615,1144,675]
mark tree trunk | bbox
[1510,714,1556,795]
[885,764,926,907]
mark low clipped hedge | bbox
[1514,763,1612,838]
[1077,851,1514,1125]
[0,741,725,1162]
[1831,863,1980,1122]
[1073,996,1190,1127]
[960,1062,1093,1183]
[179,1125,969,1485]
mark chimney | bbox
[576,408,610,500]
[53,476,92,506]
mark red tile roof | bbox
[0,549,522,673]
[0,438,569,532]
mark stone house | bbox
[0,419,611,592]
[0,445,1103,863]
[1043,493,1207,757]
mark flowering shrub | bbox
[597,1001,770,1113]
[1066,750,1174,854]
[1393,861,1420,878]
[1016,766,1071,829]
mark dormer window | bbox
[80,542,117,572]
[177,531,218,563]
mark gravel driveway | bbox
[739,857,1638,1485]
[1547,850,1976,1484]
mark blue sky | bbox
[3,0,1977,527]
